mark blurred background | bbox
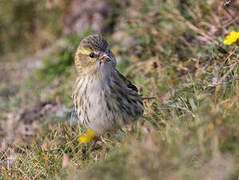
[0,0,239,179]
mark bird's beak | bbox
[98,54,111,62]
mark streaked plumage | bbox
[72,34,143,136]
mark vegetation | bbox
[0,0,239,179]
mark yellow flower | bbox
[224,31,239,45]
[78,129,96,143]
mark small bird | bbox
[72,34,144,143]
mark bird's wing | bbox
[116,70,138,93]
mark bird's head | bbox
[75,34,116,75]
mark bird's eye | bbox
[89,52,95,58]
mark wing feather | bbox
[116,70,138,93]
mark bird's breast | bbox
[72,74,143,134]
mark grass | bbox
[1,0,239,179]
